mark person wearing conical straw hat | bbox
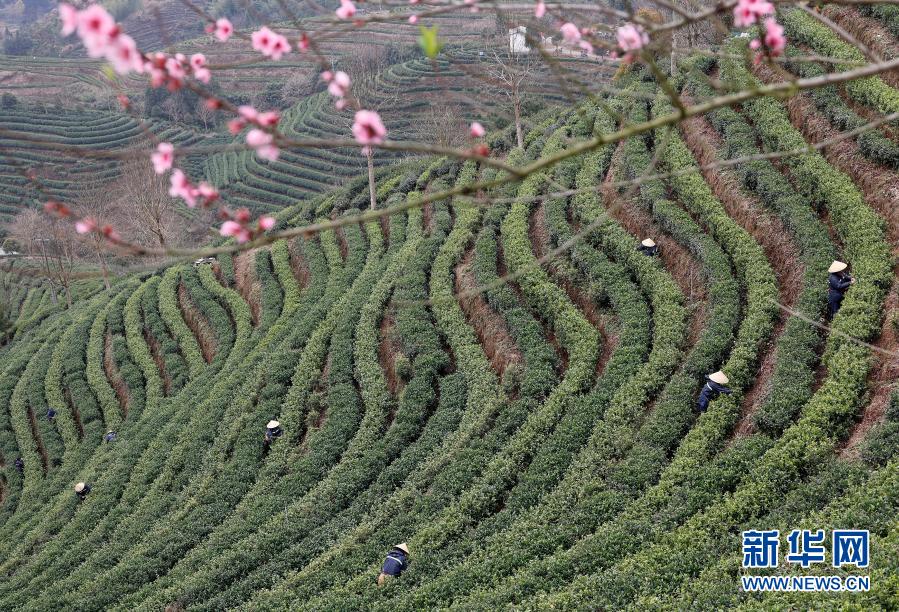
[637,238,659,258]
[74,481,92,501]
[696,370,733,413]
[827,260,855,319]
[104,430,117,443]
[377,543,410,586]
[263,419,283,452]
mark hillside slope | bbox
[0,14,897,609]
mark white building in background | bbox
[509,26,529,54]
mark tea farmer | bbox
[377,543,410,586]
[827,260,855,319]
[74,481,92,501]
[636,238,659,257]
[696,370,733,413]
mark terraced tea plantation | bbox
[0,7,897,610]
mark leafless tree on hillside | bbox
[487,48,538,149]
[8,208,78,308]
[112,160,184,251]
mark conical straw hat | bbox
[267,420,280,429]
[709,371,729,385]
[829,260,848,273]
[74,482,86,493]
[641,238,656,248]
[394,542,410,554]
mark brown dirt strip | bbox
[178,281,216,364]
[422,202,435,235]
[823,6,899,88]
[496,237,569,375]
[334,226,349,262]
[455,245,523,378]
[680,112,805,436]
[26,405,48,473]
[755,63,899,247]
[602,144,709,346]
[529,201,617,380]
[840,282,899,458]
[288,238,311,291]
[64,387,84,441]
[104,331,130,417]
[837,87,899,142]
[378,303,403,396]
[233,249,262,326]
[143,329,171,396]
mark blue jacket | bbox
[381,548,409,576]
[828,272,852,298]
[265,426,283,442]
[637,244,659,257]
[696,378,733,412]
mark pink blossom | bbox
[616,23,648,53]
[762,17,786,55]
[560,22,580,44]
[252,27,274,54]
[239,105,259,122]
[335,99,347,110]
[733,0,774,27]
[60,3,78,36]
[470,122,485,138]
[75,218,97,234]
[151,142,174,174]
[268,34,291,60]
[107,34,143,74]
[228,119,245,135]
[257,111,280,127]
[298,33,310,51]
[327,71,351,98]
[258,216,276,230]
[193,67,211,83]
[165,56,186,80]
[169,169,197,207]
[408,15,418,24]
[321,70,333,82]
[535,0,546,18]
[214,17,233,41]
[220,220,251,243]
[246,129,280,161]
[409,0,419,4]
[336,0,356,19]
[190,53,206,69]
[352,110,387,146]
[76,5,116,44]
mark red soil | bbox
[233,250,262,326]
[679,112,805,436]
[288,238,311,291]
[601,144,709,346]
[178,281,216,364]
[378,304,403,396]
[104,331,130,417]
[529,201,617,380]
[841,281,899,458]
[454,245,523,377]
[823,7,899,88]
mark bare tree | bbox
[8,209,78,308]
[414,104,467,149]
[73,184,115,291]
[112,160,185,251]
[352,49,400,211]
[486,48,537,149]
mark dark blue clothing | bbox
[76,484,92,500]
[381,549,409,577]
[637,245,659,257]
[14,458,24,473]
[827,272,852,318]
[265,426,283,442]
[696,378,733,413]
[47,409,57,421]
[104,431,117,443]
